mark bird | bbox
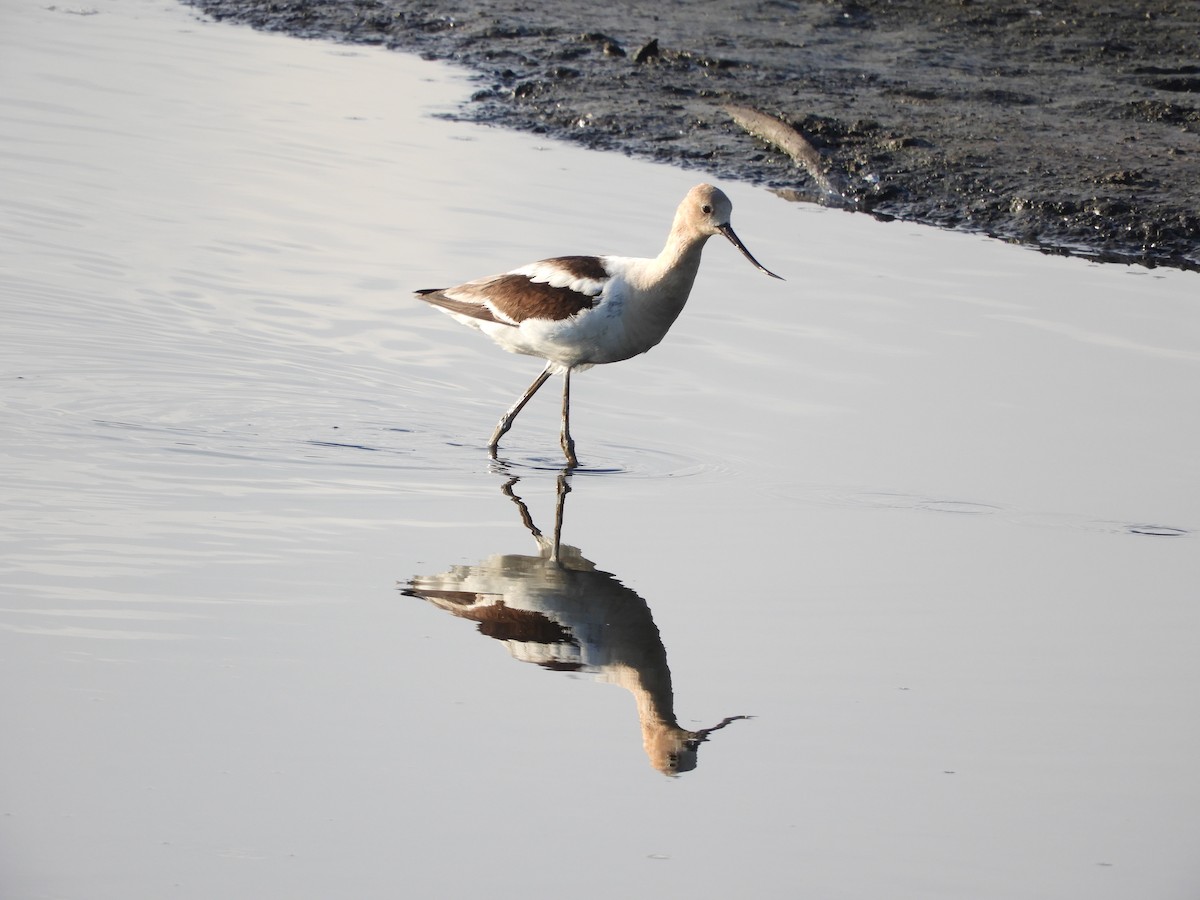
[415,183,783,467]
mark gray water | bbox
[3,2,1199,898]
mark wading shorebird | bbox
[416,183,783,467]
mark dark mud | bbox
[184,0,1200,271]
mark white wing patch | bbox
[510,259,609,298]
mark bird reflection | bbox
[403,472,750,776]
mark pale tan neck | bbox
[608,663,695,772]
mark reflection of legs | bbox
[489,363,553,457]
[499,471,571,563]
[500,477,541,540]
[560,367,578,468]
[551,470,571,562]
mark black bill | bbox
[718,223,784,280]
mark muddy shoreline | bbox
[184,0,1200,272]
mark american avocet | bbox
[416,183,782,467]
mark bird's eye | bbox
[701,204,713,214]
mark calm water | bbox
[3,2,1199,898]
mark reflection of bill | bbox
[404,474,750,776]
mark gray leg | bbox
[560,367,578,468]
[489,364,553,457]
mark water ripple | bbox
[768,483,1193,539]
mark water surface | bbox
[2,2,1199,898]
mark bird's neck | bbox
[648,226,709,296]
[604,226,710,359]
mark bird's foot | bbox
[561,437,578,470]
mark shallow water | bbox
[2,2,1199,898]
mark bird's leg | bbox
[489,364,553,458]
[560,367,578,468]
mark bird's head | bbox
[682,183,783,280]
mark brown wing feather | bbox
[541,255,610,281]
[415,288,509,325]
[418,276,601,325]
[417,255,607,325]
[483,274,599,323]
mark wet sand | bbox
[184,0,1200,271]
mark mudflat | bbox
[185,0,1200,271]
